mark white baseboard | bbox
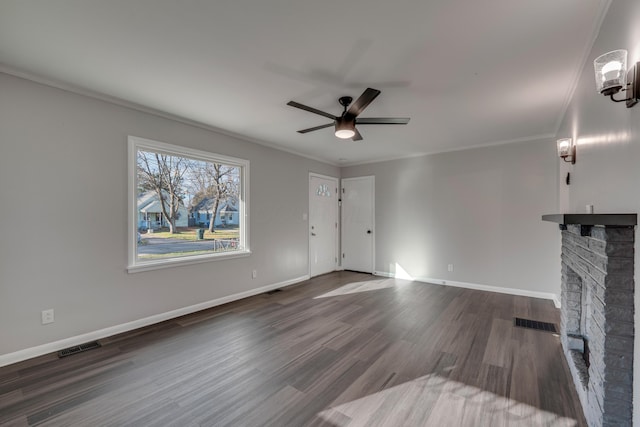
[0,274,309,368]
[374,271,561,308]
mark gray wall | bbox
[342,139,560,295]
[555,0,640,422]
[0,73,338,357]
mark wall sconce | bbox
[594,49,639,108]
[557,138,575,164]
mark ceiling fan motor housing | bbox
[339,96,353,108]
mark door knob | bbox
[366,230,372,234]
[311,232,316,236]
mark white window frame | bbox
[127,136,250,273]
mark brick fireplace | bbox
[543,214,636,427]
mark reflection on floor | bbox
[319,373,577,426]
[314,278,409,298]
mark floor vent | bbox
[265,289,282,295]
[57,341,101,358]
[514,317,558,333]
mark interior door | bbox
[309,174,338,277]
[341,176,374,273]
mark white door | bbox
[341,176,374,273]
[309,174,338,277]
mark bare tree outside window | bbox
[187,163,239,233]
[137,151,190,234]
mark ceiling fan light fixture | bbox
[335,119,355,139]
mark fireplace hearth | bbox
[543,214,636,427]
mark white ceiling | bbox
[0,0,608,165]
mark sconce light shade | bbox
[594,50,627,96]
[593,49,639,107]
[557,138,575,164]
[335,118,356,139]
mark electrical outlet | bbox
[41,309,54,325]
[447,264,454,272]
[252,269,257,279]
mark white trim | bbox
[127,136,250,273]
[0,274,309,368]
[371,176,376,275]
[552,0,612,136]
[127,250,252,273]
[374,270,560,306]
[340,134,556,167]
[0,67,340,167]
[130,135,252,168]
[0,67,571,168]
[308,173,340,278]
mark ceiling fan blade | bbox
[287,101,337,120]
[297,123,334,134]
[356,117,410,125]
[346,88,381,117]
[352,127,363,141]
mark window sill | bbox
[127,249,251,273]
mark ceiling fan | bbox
[287,88,410,141]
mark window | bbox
[128,136,249,272]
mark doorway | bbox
[341,176,374,273]
[309,173,339,277]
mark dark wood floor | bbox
[1,271,586,426]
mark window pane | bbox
[130,136,248,271]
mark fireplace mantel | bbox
[542,213,637,226]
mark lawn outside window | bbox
[128,136,250,273]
